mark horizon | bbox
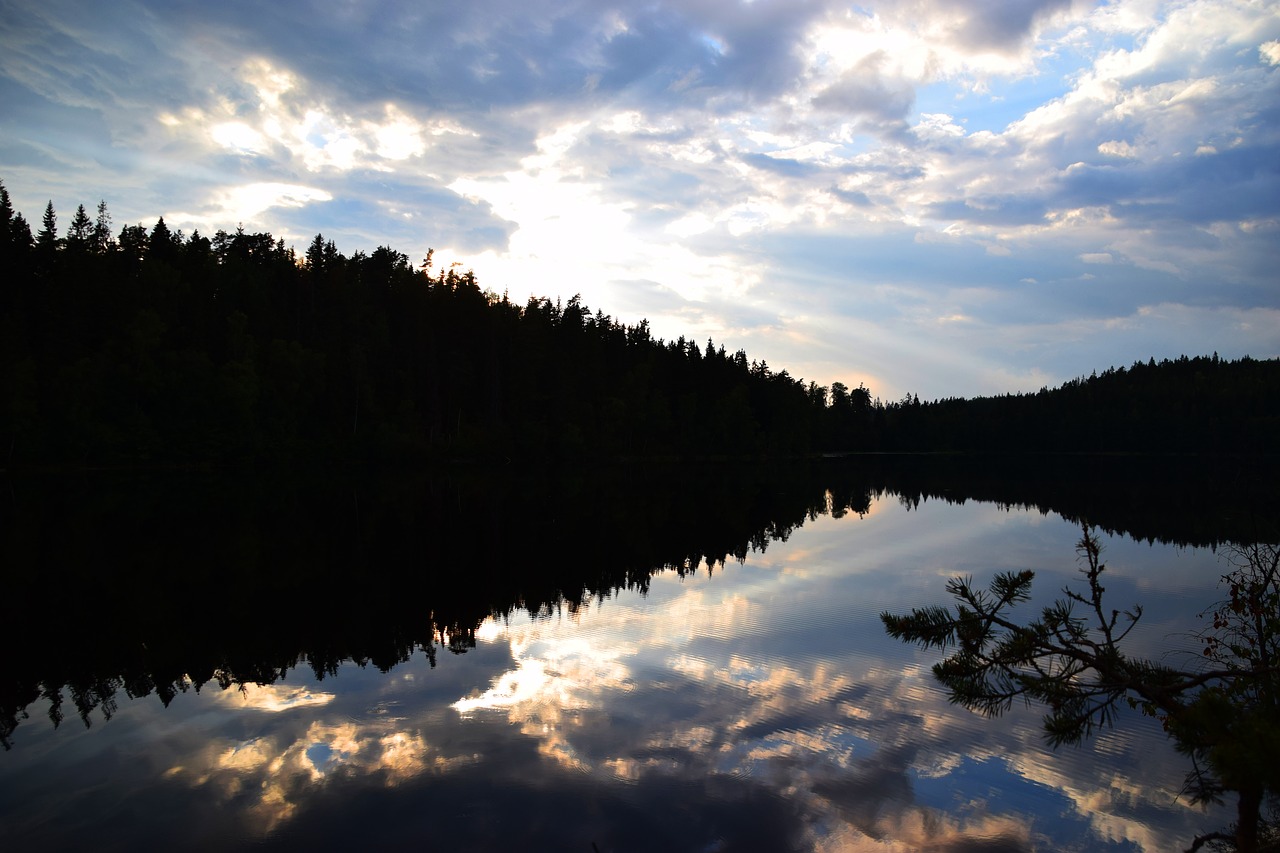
[3,0,1278,401]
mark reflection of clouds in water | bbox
[119,501,1221,850]
[168,718,477,837]
[454,506,1221,852]
[453,633,633,716]
[452,630,635,773]
[1001,740,1202,853]
[808,811,1032,853]
[207,682,334,712]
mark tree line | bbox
[2,181,1276,467]
[879,354,1280,454]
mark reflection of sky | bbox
[445,498,1221,850]
[0,497,1231,851]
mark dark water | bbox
[1,457,1272,851]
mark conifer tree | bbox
[66,204,92,251]
[92,200,113,253]
[0,181,13,246]
[882,530,1280,852]
[36,201,58,254]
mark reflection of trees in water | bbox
[884,532,1280,852]
[872,453,1278,551]
[0,462,860,747]
[1,455,1276,748]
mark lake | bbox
[1,457,1269,851]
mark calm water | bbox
[0,460,1259,851]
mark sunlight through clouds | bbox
[211,121,270,154]
[2,0,1277,399]
[167,182,332,235]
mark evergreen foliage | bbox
[883,530,1280,852]
[1,180,1277,467]
[879,356,1280,453]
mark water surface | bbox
[0,459,1259,851]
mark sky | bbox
[2,0,1278,400]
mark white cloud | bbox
[167,182,331,235]
[1097,139,1138,158]
[211,122,270,155]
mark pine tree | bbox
[66,204,92,252]
[882,530,1280,852]
[148,216,175,261]
[36,201,58,254]
[0,180,13,246]
[92,200,113,253]
[305,233,327,271]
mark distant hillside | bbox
[1,180,1276,466]
[876,354,1280,454]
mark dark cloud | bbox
[925,195,1048,226]
[263,749,811,852]
[829,186,873,207]
[597,10,723,95]
[935,835,1034,852]
[812,745,919,837]
[811,51,915,133]
[125,0,825,119]
[1056,142,1280,226]
[682,0,825,105]
[934,0,1075,53]
[738,684,877,742]
[741,152,820,178]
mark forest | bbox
[2,180,1277,467]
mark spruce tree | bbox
[36,201,58,254]
[66,204,92,251]
[92,200,113,253]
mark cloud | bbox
[811,50,916,128]
[1097,139,1137,158]
[172,719,478,837]
[165,182,332,238]
[943,0,1079,53]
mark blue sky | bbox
[2,0,1277,399]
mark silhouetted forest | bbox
[0,184,866,464]
[2,181,1276,466]
[878,354,1280,453]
